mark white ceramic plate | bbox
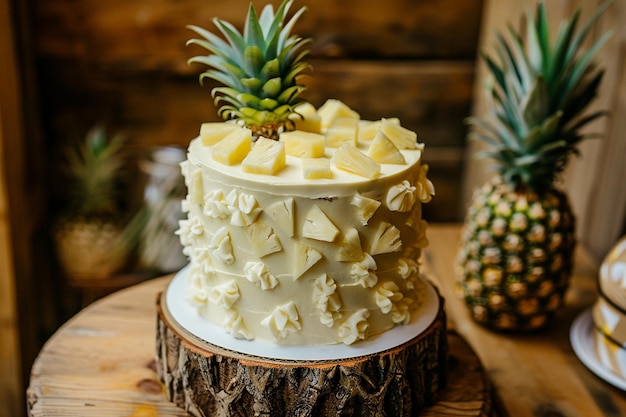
[570,308,626,391]
[166,265,440,361]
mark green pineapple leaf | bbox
[187,0,311,139]
[471,0,611,191]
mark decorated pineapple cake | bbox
[178,106,433,345]
[157,2,446,416]
[176,1,435,346]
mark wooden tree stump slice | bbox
[156,288,451,417]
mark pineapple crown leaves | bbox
[62,125,128,217]
[468,0,612,191]
[187,0,311,136]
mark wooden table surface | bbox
[27,224,626,417]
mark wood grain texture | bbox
[425,224,626,417]
[32,0,482,224]
[38,59,473,222]
[28,273,492,417]
[1,0,33,415]
[33,0,483,69]
[0,68,23,417]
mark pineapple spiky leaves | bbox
[62,125,127,219]
[187,0,311,140]
[457,1,610,331]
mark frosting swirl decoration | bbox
[375,281,403,314]
[223,310,253,340]
[313,274,342,327]
[208,280,240,309]
[351,253,378,288]
[338,309,370,345]
[261,302,302,339]
[204,189,230,219]
[244,261,279,290]
[386,180,417,212]
[210,227,235,264]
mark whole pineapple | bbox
[54,126,130,279]
[457,1,611,331]
[187,0,310,140]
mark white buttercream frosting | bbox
[338,308,370,345]
[416,164,435,203]
[204,189,230,219]
[191,247,215,277]
[261,301,302,340]
[244,261,279,290]
[208,280,240,310]
[351,253,378,288]
[209,227,234,264]
[375,281,403,314]
[229,191,262,226]
[186,265,210,305]
[223,310,253,340]
[392,297,414,324]
[314,274,342,327]
[386,180,417,212]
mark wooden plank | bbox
[577,1,626,259]
[28,278,189,417]
[0,0,29,415]
[38,60,474,149]
[0,111,23,417]
[33,0,483,71]
[424,224,626,417]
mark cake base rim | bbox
[164,264,441,362]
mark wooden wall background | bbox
[0,4,24,413]
[33,0,483,222]
[5,0,486,415]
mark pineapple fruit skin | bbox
[457,177,576,331]
[54,217,127,279]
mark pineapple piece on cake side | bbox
[457,1,611,331]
